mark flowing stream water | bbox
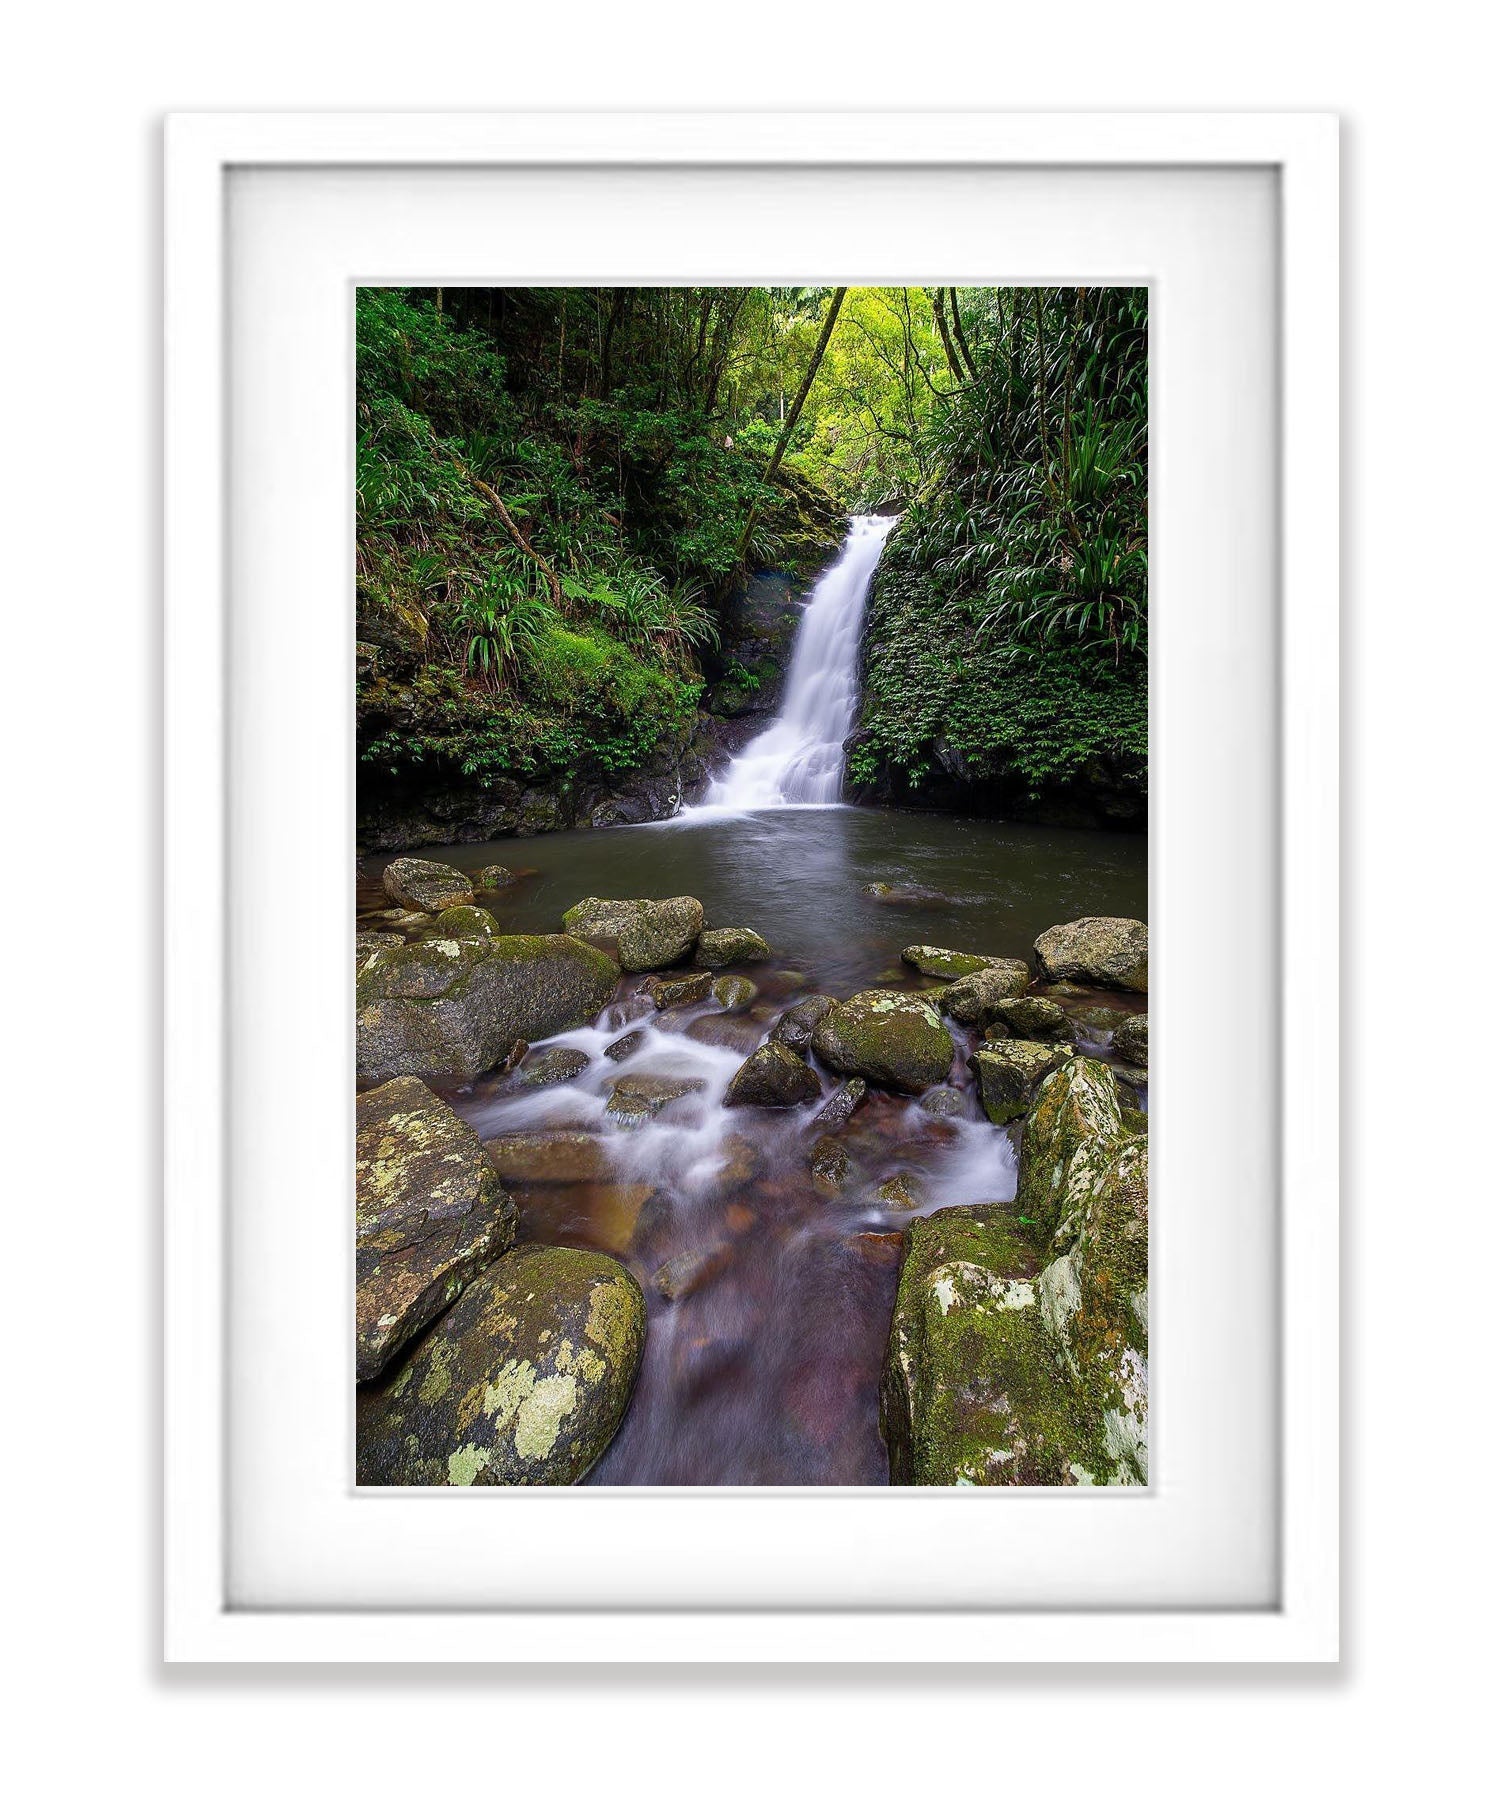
[358,519,1146,1484]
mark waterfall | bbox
[692,514,897,812]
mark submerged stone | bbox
[694,926,772,968]
[484,1131,614,1184]
[356,1244,645,1486]
[653,1243,732,1302]
[811,989,954,1094]
[1034,916,1148,993]
[381,856,475,914]
[355,1076,517,1383]
[876,1171,927,1210]
[562,894,704,972]
[724,1041,823,1108]
[602,1072,706,1127]
[918,1085,967,1119]
[810,1134,854,1196]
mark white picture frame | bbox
[164,111,1338,1664]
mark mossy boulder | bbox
[769,993,836,1053]
[355,1077,518,1382]
[562,894,704,972]
[694,926,771,968]
[1034,916,1148,993]
[968,1041,1076,1125]
[983,996,1072,1041]
[811,990,955,1094]
[937,963,1034,1027]
[356,931,619,1087]
[356,1245,645,1486]
[883,1057,1148,1487]
[724,1041,823,1108]
[356,931,401,976]
[381,856,476,913]
[711,974,757,1011]
[901,945,1014,981]
[476,864,516,890]
[422,904,497,941]
[1113,1012,1148,1066]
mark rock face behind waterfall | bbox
[356,931,620,1087]
[882,1055,1148,1486]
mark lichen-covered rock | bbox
[484,1131,615,1184]
[602,1072,705,1127]
[937,963,1034,1026]
[694,926,771,968]
[711,974,757,1011]
[381,856,476,913]
[562,894,704,972]
[355,1077,517,1383]
[983,996,1072,1041]
[356,930,401,976]
[724,1041,823,1108]
[1113,1012,1148,1066]
[1034,916,1148,993]
[640,969,714,1009]
[883,1057,1148,1487]
[901,945,1014,981]
[421,904,497,941]
[356,931,619,1087]
[813,1077,867,1130]
[811,990,955,1094]
[356,1245,645,1486]
[769,993,836,1053]
[968,1040,1076,1125]
[810,1135,854,1196]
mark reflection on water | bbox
[359,806,1145,1484]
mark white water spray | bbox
[692,514,897,811]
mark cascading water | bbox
[694,513,897,811]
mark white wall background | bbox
[3,3,1491,1791]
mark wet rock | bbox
[603,1029,647,1062]
[1034,916,1148,993]
[864,881,953,908]
[724,1042,823,1108]
[1113,1013,1148,1067]
[711,974,757,1011]
[810,1135,854,1196]
[381,856,475,914]
[811,989,954,1095]
[562,894,704,972]
[1113,1067,1149,1108]
[918,1086,967,1119]
[484,1131,614,1184]
[641,969,715,1009]
[682,1012,764,1053]
[475,864,516,890]
[354,1077,518,1383]
[1016,1057,1127,1232]
[421,903,497,941]
[902,945,1014,981]
[876,1171,927,1210]
[573,1182,656,1254]
[769,993,836,1053]
[604,994,656,1031]
[602,1072,706,1127]
[357,932,619,1088]
[356,1245,645,1486]
[694,926,771,968]
[718,1134,761,1186]
[1072,1005,1131,1033]
[937,963,1034,1026]
[724,1202,756,1235]
[813,1077,867,1130]
[983,996,1072,1041]
[653,1243,732,1302]
[969,1041,1076,1125]
[376,907,429,929]
[853,1230,906,1267]
[504,1046,587,1090]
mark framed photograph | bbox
[164,111,1338,1661]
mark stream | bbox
[357,518,1146,1484]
